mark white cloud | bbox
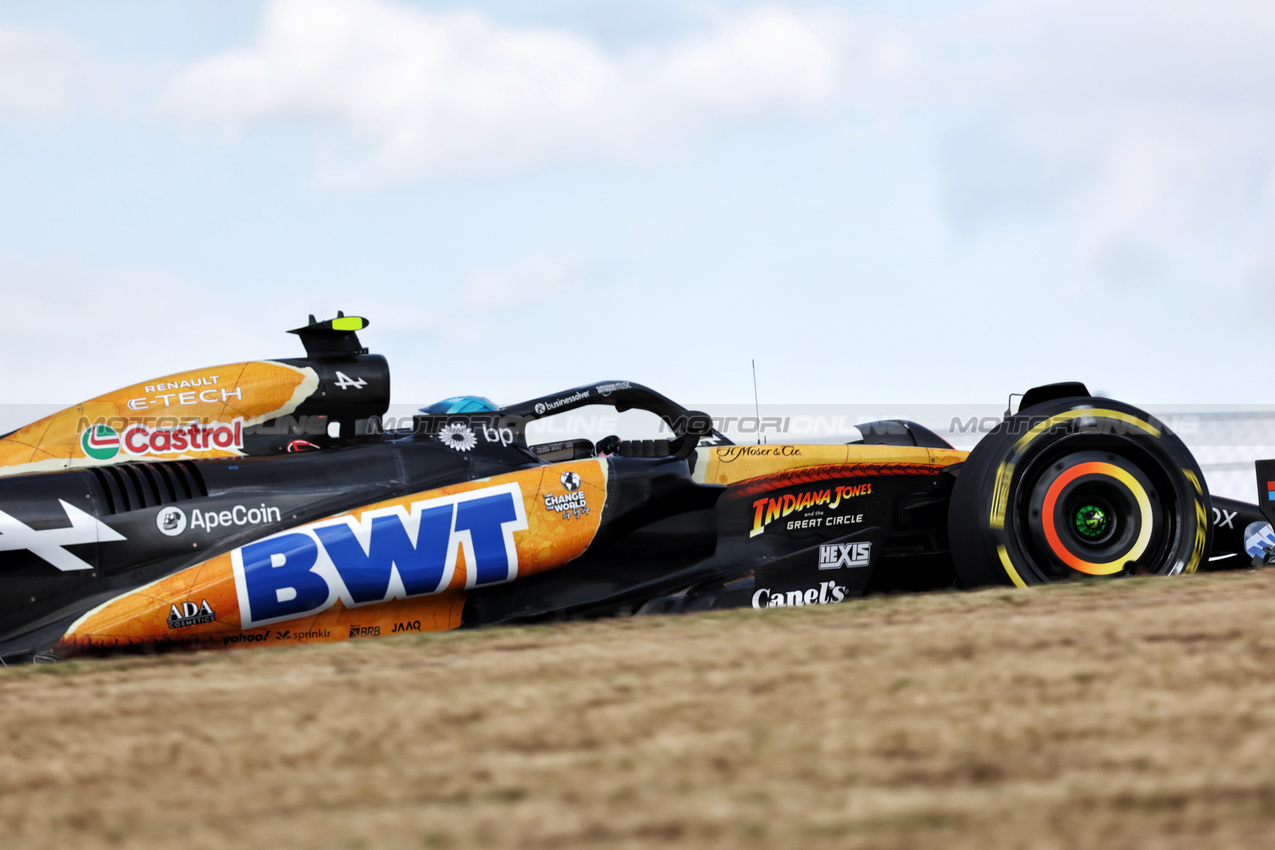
[7,0,1275,328]
[153,0,1275,284]
[885,0,1275,290]
[162,0,845,183]
[653,8,840,113]
[0,25,94,117]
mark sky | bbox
[1,0,1274,426]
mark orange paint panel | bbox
[702,444,966,486]
[0,361,317,476]
[56,460,607,655]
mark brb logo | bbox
[232,483,528,628]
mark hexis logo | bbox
[81,424,121,460]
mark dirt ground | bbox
[5,571,1275,849]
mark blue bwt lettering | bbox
[239,532,329,623]
[313,505,453,602]
[454,493,520,586]
[235,485,527,628]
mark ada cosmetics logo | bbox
[156,506,188,536]
[167,598,216,629]
[818,542,871,569]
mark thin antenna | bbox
[752,359,762,445]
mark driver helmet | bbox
[420,396,498,415]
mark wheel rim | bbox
[1024,451,1161,577]
[1073,504,1109,539]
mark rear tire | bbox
[948,397,1210,587]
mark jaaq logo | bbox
[232,483,528,628]
[80,425,121,460]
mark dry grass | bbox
[5,571,1275,849]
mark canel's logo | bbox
[232,483,528,628]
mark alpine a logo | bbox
[819,542,871,569]
[233,483,528,628]
[0,499,125,571]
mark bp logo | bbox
[80,425,121,460]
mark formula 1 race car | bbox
[0,315,1269,662]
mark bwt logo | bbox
[232,483,528,628]
[818,542,871,569]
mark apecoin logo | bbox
[156,506,187,536]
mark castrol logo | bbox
[120,419,244,457]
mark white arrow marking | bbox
[0,499,125,571]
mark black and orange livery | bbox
[0,317,1265,662]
